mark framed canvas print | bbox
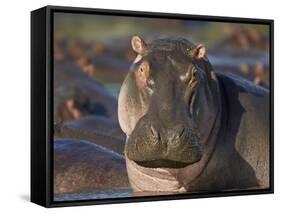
[31,5,274,207]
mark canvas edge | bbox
[31,6,49,207]
[30,5,274,208]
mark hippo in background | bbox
[53,51,129,197]
[53,59,127,154]
[54,115,126,154]
[54,139,130,195]
[54,32,269,88]
[54,61,118,123]
[118,36,269,194]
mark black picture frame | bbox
[31,5,274,208]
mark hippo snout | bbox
[125,117,203,168]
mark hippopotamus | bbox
[54,61,118,123]
[54,139,130,195]
[54,115,126,154]
[118,36,269,194]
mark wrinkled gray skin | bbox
[54,139,130,195]
[54,62,118,123]
[118,36,269,193]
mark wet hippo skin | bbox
[54,116,126,154]
[118,36,269,193]
[54,62,118,123]
[181,74,269,192]
[54,139,130,195]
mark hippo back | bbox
[186,73,269,191]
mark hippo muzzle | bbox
[125,114,203,168]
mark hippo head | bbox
[118,36,219,169]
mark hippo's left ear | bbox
[189,44,206,59]
[131,36,147,55]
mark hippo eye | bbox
[135,61,150,89]
[180,66,197,82]
[137,61,149,74]
[180,72,190,81]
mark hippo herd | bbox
[54,36,270,199]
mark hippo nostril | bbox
[179,128,185,138]
[150,125,160,140]
[150,125,157,136]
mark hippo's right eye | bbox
[180,66,197,83]
[180,72,190,82]
[138,61,149,74]
[135,61,150,89]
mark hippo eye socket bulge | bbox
[31,5,273,207]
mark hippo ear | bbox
[190,44,206,59]
[131,36,147,55]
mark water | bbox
[54,189,133,202]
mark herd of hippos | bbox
[53,34,270,198]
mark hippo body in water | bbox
[53,61,128,155]
[54,61,118,123]
[54,115,126,154]
[118,36,269,193]
[54,139,130,195]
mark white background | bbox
[0,0,279,212]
